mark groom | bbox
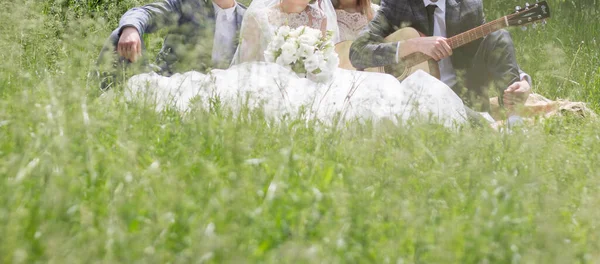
[92,0,245,90]
[350,0,531,112]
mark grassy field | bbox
[1,0,600,263]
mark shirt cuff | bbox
[520,72,532,86]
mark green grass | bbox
[1,0,600,263]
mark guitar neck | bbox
[402,17,508,68]
[447,17,508,49]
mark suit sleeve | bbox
[349,10,401,70]
[117,0,184,37]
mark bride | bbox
[126,0,471,127]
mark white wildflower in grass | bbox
[266,181,277,201]
[164,212,175,224]
[312,187,323,201]
[200,252,214,262]
[124,172,133,183]
[144,246,155,255]
[148,160,160,172]
[13,249,27,264]
[244,158,265,165]
[14,158,40,183]
[264,26,339,83]
[336,238,346,249]
[205,222,216,237]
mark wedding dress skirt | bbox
[126,62,469,127]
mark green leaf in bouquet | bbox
[291,61,306,74]
[325,30,334,41]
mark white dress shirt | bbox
[212,2,238,65]
[422,0,457,88]
[395,0,531,87]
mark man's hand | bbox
[411,37,453,61]
[118,27,142,62]
[503,79,531,108]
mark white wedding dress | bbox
[126,1,469,128]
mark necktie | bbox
[212,8,236,67]
[426,4,437,36]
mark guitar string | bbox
[448,5,546,48]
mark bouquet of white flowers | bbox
[264,26,339,83]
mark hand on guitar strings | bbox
[503,80,531,109]
[409,36,453,61]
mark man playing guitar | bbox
[349,0,532,112]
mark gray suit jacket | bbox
[349,0,485,71]
[102,0,245,76]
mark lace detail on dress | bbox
[266,5,326,30]
[235,5,328,63]
[335,4,379,42]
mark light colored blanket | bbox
[489,93,597,126]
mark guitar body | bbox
[335,27,440,81]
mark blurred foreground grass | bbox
[1,0,600,263]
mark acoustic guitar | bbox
[335,1,551,80]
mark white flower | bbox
[305,51,323,73]
[270,35,286,49]
[297,43,315,58]
[149,160,160,171]
[324,51,339,70]
[281,40,296,52]
[298,32,320,47]
[205,222,216,236]
[285,36,298,46]
[244,158,265,165]
[279,41,298,65]
[267,26,337,83]
[275,56,292,70]
[266,181,277,201]
[308,27,324,39]
[144,246,155,255]
[288,27,303,38]
[264,49,276,63]
[277,25,291,36]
